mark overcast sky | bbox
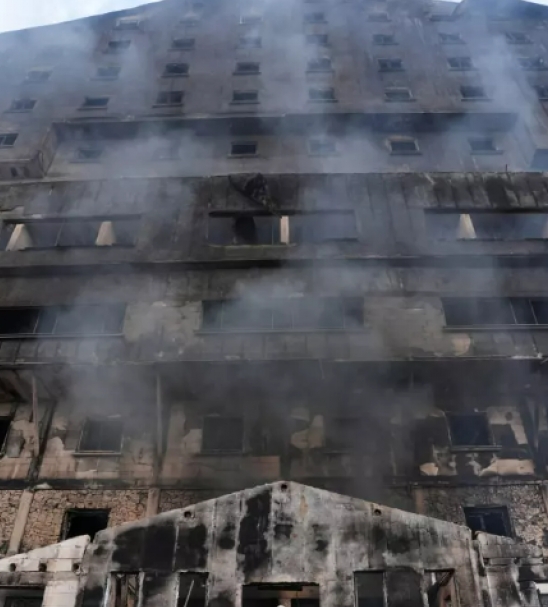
[0,0,163,34]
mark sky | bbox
[0,0,163,34]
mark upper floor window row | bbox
[442,297,548,328]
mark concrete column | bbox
[8,489,34,555]
[412,485,427,515]
[146,488,160,517]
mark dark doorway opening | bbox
[243,583,320,607]
[61,508,110,540]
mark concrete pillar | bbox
[8,489,34,555]
[146,488,160,517]
[412,485,427,515]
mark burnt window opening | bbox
[81,96,109,109]
[373,34,396,45]
[164,62,189,76]
[355,572,384,607]
[155,91,184,106]
[110,573,140,607]
[25,69,51,82]
[79,418,123,452]
[106,40,131,53]
[468,137,498,153]
[306,33,329,46]
[307,57,332,72]
[95,66,121,80]
[506,31,531,44]
[202,415,244,452]
[235,61,260,74]
[9,99,36,111]
[75,146,104,161]
[442,297,548,327]
[368,11,390,21]
[243,583,319,607]
[304,12,326,23]
[439,32,464,44]
[172,37,195,50]
[447,413,491,447]
[425,571,457,607]
[239,36,262,49]
[389,138,419,154]
[232,90,259,103]
[201,297,364,331]
[447,56,473,70]
[230,141,258,156]
[309,138,336,155]
[378,58,403,72]
[464,506,512,537]
[461,85,488,100]
[0,416,11,452]
[384,87,413,101]
[0,133,18,147]
[4,594,45,607]
[325,417,362,452]
[62,508,109,540]
[308,87,336,101]
[177,574,209,607]
[518,57,547,70]
[535,85,548,100]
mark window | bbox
[109,574,140,607]
[243,584,319,607]
[304,12,326,23]
[425,571,457,607]
[115,17,141,30]
[235,61,260,74]
[535,85,548,100]
[239,35,262,49]
[0,133,18,147]
[62,509,109,540]
[368,11,390,21]
[325,417,362,451]
[389,138,419,154]
[202,297,363,331]
[172,37,195,50]
[460,85,488,100]
[232,90,259,103]
[518,57,547,70]
[442,297,548,327]
[79,418,123,452]
[447,413,491,446]
[95,65,120,80]
[468,137,498,153]
[230,141,257,156]
[106,39,131,53]
[378,58,403,71]
[202,416,243,452]
[25,68,51,82]
[75,146,103,161]
[155,91,184,106]
[306,33,329,46]
[464,506,511,536]
[308,87,336,101]
[355,573,384,607]
[177,574,208,607]
[0,417,10,452]
[439,32,463,44]
[447,56,473,70]
[0,305,126,336]
[384,87,413,101]
[532,149,548,170]
[240,14,263,25]
[164,62,189,76]
[307,57,332,72]
[308,138,336,155]
[373,34,396,45]
[4,596,44,607]
[505,31,531,44]
[81,96,109,109]
[8,99,36,111]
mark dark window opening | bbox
[304,12,326,22]
[95,66,120,80]
[232,90,259,103]
[243,584,319,607]
[473,212,546,238]
[177,574,209,607]
[75,146,103,161]
[447,413,491,446]
[447,56,473,70]
[385,87,413,101]
[110,573,140,607]
[373,34,396,45]
[306,34,329,46]
[0,133,18,147]
[4,594,44,607]
[464,506,511,536]
[368,12,390,21]
[164,62,189,76]
[442,297,548,327]
[239,36,262,48]
[506,32,531,44]
[202,297,363,331]
[325,417,362,452]
[155,91,184,106]
[172,38,195,50]
[390,139,418,153]
[230,141,257,156]
[26,69,51,82]
[378,58,403,71]
[425,571,456,607]
[535,85,548,100]
[309,138,336,155]
[81,96,109,109]
[308,87,336,101]
[355,572,384,607]
[307,57,332,72]
[518,57,547,70]
[0,416,11,451]
[439,33,463,44]
[202,416,243,452]
[62,508,109,540]
[235,61,260,74]
[106,40,131,53]
[79,418,123,452]
[461,85,487,99]
[9,99,36,111]
[468,137,497,153]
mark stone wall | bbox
[158,489,221,513]
[0,490,22,554]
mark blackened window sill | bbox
[0,333,124,340]
[444,325,548,332]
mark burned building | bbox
[3,0,548,605]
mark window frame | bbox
[61,508,110,541]
[468,137,500,154]
[439,33,464,44]
[308,87,337,102]
[505,31,531,44]
[80,96,110,110]
[93,65,121,81]
[73,146,104,162]
[105,39,131,53]
[463,505,513,537]
[446,412,494,449]
[201,415,244,454]
[377,58,404,72]
[154,90,184,107]
[460,85,489,101]
[25,68,52,83]
[384,87,414,102]
[231,90,260,104]
[163,62,189,77]
[234,61,261,75]
[171,37,195,50]
[373,34,396,46]
[389,137,420,155]
[7,99,36,112]
[0,133,18,147]
[77,417,124,454]
[229,141,258,157]
[447,56,474,71]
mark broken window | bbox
[202,415,244,452]
[155,91,184,105]
[25,69,51,82]
[447,413,491,447]
[425,571,457,607]
[308,138,336,155]
[62,508,110,540]
[106,40,131,53]
[325,417,362,451]
[355,572,384,607]
[304,12,326,23]
[235,61,260,74]
[378,58,403,71]
[307,57,332,72]
[239,36,262,49]
[109,573,140,607]
[243,583,319,607]
[79,418,123,452]
[172,37,195,50]
[385,87,413,101]
[464,506,511,536]
[306,33,329,46]
[505,32,531,44]
[439,33,463,44]
[308,87,336,101]
[9,99,36,111]
[460,85,488,100]
[230,141,258,156]
[442,297,548,327]
[389,139,419,154]
[0,133,18,147]
[0,416,11,452]
[232,90,259,103]
[95,66,121,80]
[447,57,473,70]
[374,34,396,45]
[201,297,363,331]
[164,62,189,76]
[518,57,547,70]
[177,574,208,607]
